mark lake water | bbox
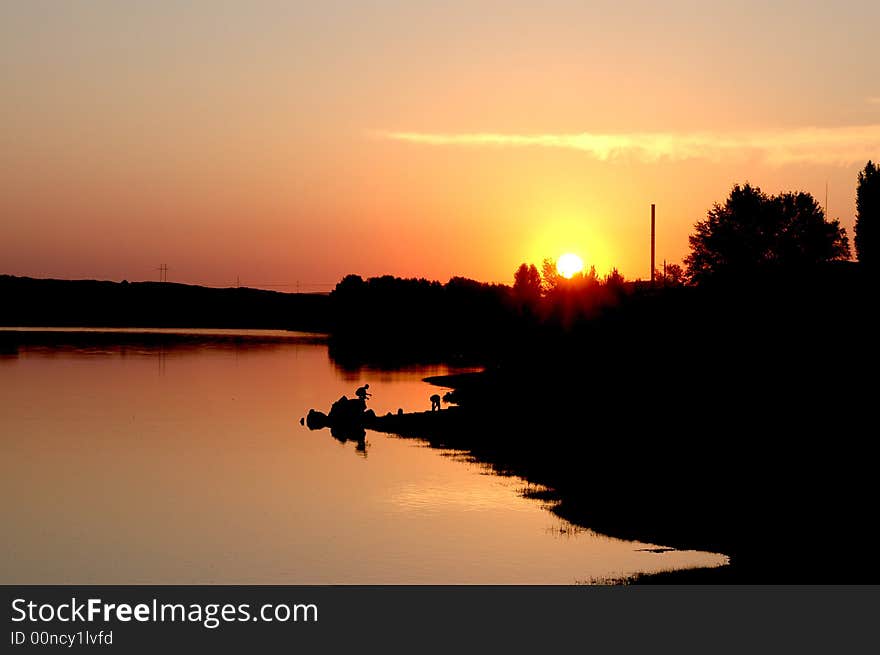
[0,328,727,584]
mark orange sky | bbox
[2,1,880,289]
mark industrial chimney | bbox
[650,204,656,285]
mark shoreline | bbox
[365,405,733,583]
[353,366,876,584]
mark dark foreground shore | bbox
[310,357,877,583]
[317,268,879,583]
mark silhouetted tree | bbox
[685,183,850,284]
[335,274,366,294]
[603,268,625,289]
[513,263,541,304]
[654,263,685,287]
[855,160,879,265]
[540,258,561,293]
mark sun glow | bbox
[557,253,584,279]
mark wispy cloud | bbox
[376,125,880,166]
[867,97,880,105]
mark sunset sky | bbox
[3,1,879,290]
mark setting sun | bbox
[557,253,584,279]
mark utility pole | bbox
[156,264,168,283]
[650,204,656,285]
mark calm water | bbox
[0,328,727,583]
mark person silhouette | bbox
[355,384,371,401]
[430,394,441,411]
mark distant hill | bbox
[0,275,330,331]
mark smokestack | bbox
[650,204,656,284]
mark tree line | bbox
[514,159,877,293]
[327,160,878,367]
[683,160,877,280]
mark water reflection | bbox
[0,328,727,584]
[329,426,369,457]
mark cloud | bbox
[376,125,880,166]
[867,97,880,105]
